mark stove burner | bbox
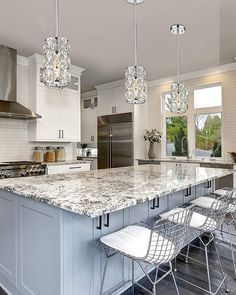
[0,161,46,179]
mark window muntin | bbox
[194,85,222,109]
[166,116,188,157]
[195,113,222,158]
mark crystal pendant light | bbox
[125,0,147,104]
[166,24,188,114]
[43,0,71,88]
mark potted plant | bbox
[80,143,88,157]
[144,129,162,159]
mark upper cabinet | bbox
[96,85,133,117]
[28,54,84,142]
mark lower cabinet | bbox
[0,190,61,295]
[0,178,215,295]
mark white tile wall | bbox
[0,64,75,162]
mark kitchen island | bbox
[0,164,233,295]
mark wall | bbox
[96,64,236,162]
[140,70,236,162]
[0,60,75,162]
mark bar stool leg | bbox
[185,244,190,263]
[205,245,212,294]
[100,257,109,295]
[227,223,236,280]
[173,257,177,272]
[213,240,230,293]
[132,259,135,295]
[169,262,180,295]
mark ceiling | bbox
[0,0,235,92]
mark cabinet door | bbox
[81,109,97,143]
[36,87,60,141]
[81,109,92,143]
[60,90,80,142]
[97,88,116,116]
[116,86,133,114]
[0,190,17,286]
[95,210,126,295]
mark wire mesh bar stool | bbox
[161,193,231,295]
[196,188,236,280]
[98,206,193,295]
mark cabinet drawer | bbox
[47,163,91,175]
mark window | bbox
[195,113,222,157]
[194,85,222,109]
[166,116,188,156]
[162,84,223,159]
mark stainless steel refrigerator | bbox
[97,112,133,169]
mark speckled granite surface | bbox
[0,164,233,218]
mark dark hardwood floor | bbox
[0,234,235,295]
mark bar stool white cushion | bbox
[191,196,236,214]
[190,196,221,210]
[214,189,229,196]
[100,225,175,264]
[215,188,236,199]
[160,208,217,230]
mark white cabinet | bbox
[60,90,80,141]
[81,108,97,143]
[28,54,83,142]
[47,163,91,175]
[96,86,133,117]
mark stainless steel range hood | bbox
[0,45,41,120]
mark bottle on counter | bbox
[32,146,44,163]
[56,146,65,162]
[44,146,56,162]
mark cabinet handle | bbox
[104,214,110,227]
[58,130,61,138]
[189,186,192,195]
[155,197,160,208]
[150,199,156,210]
[62,130,64,138]
[97,216,102,230]
[69,166,82,169]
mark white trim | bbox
[81,90,97,98]
[148,62,236,88]
[95,79,124,91]
[17,55,28,66]
[94,62,236,92]
[162,84,223,160]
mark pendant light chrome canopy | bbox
[43,0,71,88]
[125,0,147,104]
[166,24,188,114]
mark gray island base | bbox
[0,164,233,295]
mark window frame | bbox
[161,83,223,160]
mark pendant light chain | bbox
[54,0,59,38]
[177,32,180,85]
[134,0,138,67]
[125,0,147,104]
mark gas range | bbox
[0,161,47,179]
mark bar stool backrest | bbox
[143,206,193,265]
[198,192,231,232]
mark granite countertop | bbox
[137,158,235,166]
[0,164,233,218]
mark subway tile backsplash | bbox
[0,62,75,162]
